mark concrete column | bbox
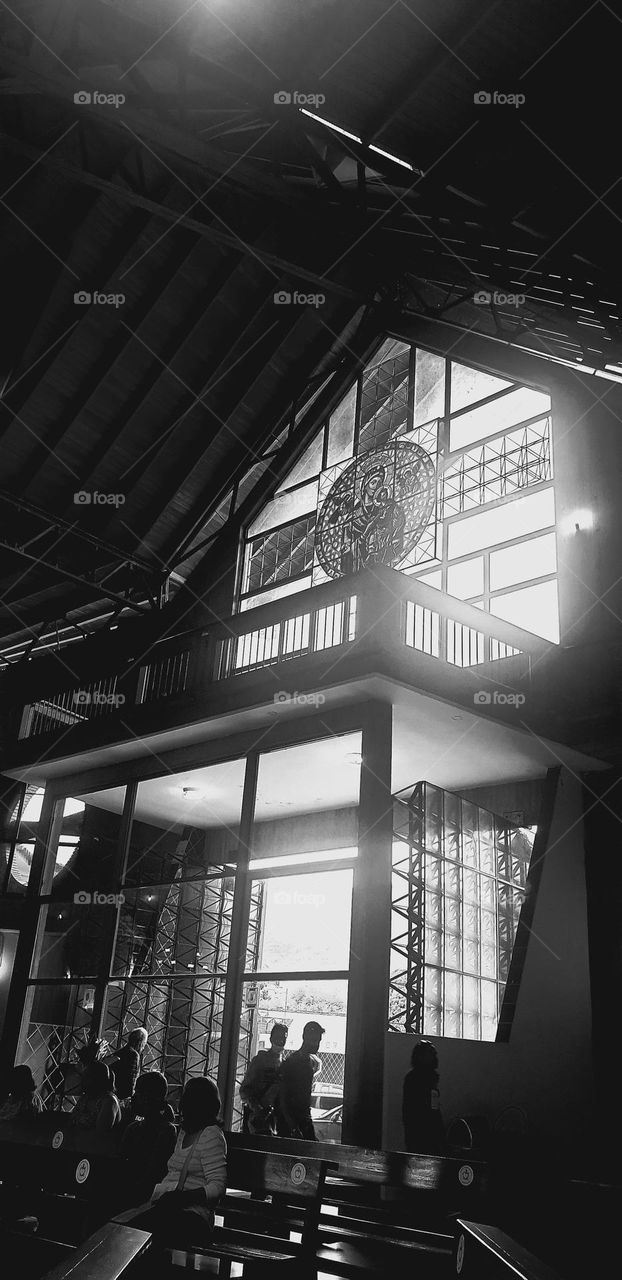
[343,701,393,1148]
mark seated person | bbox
[0,1065,43,1122]
[72,1061,121,1132]
[119,1077,226,1245]
[121,1071,177,1205]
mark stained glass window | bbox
[238,343,558,644]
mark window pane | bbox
[415,569,442,589]
[239,577,311,612]
[447,558,484,599]
[490,580,560,643]
[248,480,318,537]
[254,870,352,972]
[245,516,316,595]
[490,533,557,591]
[33,902,114,980]
[357,343,410,454]
[326,384,357,466]
[234,979,348,1132]
[450,387,551,450]
[414,349,444,426]
[448,488,555,558]
[19,983,99,1110]
[276,432,324,493]
[450,363,512,414]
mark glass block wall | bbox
[390,781,535,1041]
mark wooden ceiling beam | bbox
[0,131,361,302]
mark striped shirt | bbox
[152,1125,227,1204]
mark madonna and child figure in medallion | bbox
[315,441,437,579]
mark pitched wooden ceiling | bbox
[0,0,620,665]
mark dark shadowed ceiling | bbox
[0,0,620,667]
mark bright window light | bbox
[489,533,557,591]
[250,847,357,870]
[22,790,44,822]
[64,798,86,817]
[490,580,560,643]
[450,387,550,451]
[448,489,556,558]
[447,557,484,600]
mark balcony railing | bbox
[14,569,550,742]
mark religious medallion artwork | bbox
[315,441,437,579]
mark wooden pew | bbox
[454,1220,565,1280]
[114,1147,331,1275]
[39,1222,151,1280]
[0,1115,124,1243]
[226,1131,487,1224]
[222,1139,457,1278]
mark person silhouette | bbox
[402,1040,444,1154]
[278,1022,324,1139]
[240,1023,288,1135]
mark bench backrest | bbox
[40,1221,151,1280]
[0,1117,121,1199]
[456,1220,564,1280]
[226,1146,329,1200]
[226,1132,487,1198]
[0,1115,123,1156]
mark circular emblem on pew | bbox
[52,1130,64,1149]
[458,1165,474,1187]
[290,1162,306,1186]
[456,1233,465,1273]
[75,1158,90,1184]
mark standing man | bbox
[239,1023,288,1135]
[278,1021,324,1139]
[112,1027,149,1102]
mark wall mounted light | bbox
[560,509,595,536]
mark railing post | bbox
[194,632,220,696]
